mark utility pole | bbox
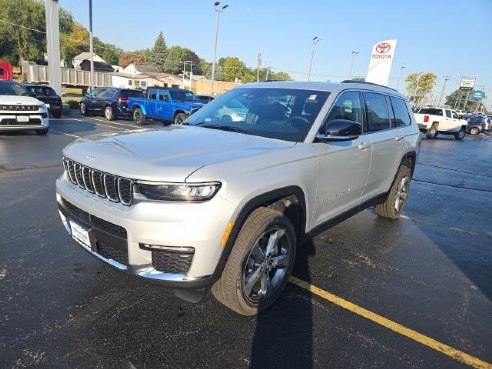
[437,76,450,107]
[89,0,94,91]
[211,2,229,95]
[256,53,262,82]
[307,36,321,81]
[44,0,62,96]
[348,51,359,79]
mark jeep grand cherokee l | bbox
[56,81,420,315]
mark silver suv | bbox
[56,81,420,315]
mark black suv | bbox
[22,83,63,118]
[80,88,144,120]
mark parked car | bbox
[194,94,215,104]
[414,107,467,140]
[217,99,249,122]
[128,87,204,125]
[56,80,420,315]
[22,83,63,118]
[466,115,486,135]
[0,80,49,134]
[80,88,144,120]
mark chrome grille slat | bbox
[62,157,133,206]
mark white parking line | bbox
[49,129,81,139]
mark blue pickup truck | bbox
[128,87,204,125]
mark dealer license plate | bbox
[70,221,90,248]
[16,115,30,123]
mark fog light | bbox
[58,210,71,234]
[140,243,194,254]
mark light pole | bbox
[307,36,321,81]
[396,66,405,91]
[348,51,359,79]
[437,75,450,107]
[211,1,228,95]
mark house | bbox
[79,60,114,73]
[72,52,105,69]
[123,63,160,75]
[111,72,182,90]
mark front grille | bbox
[150,248,195,274]
[62,199,127,239]
[0,104,39,111]
[63,158,134,206]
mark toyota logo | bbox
[375,43,391,53]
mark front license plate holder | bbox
[16,115,30,123]
[70,221,91,249]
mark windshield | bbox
[0,82,30,96]
[186,87,329,142]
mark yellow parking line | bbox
[289,276,492,369]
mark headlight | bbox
[39,103,47,110]
[135,182,221,202]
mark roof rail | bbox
[341,80,398,92]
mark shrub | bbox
[66,100,80,110]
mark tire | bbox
[80,103,87,116]
[104,106,115,121]
[35,127,49,135]
[222,115,233,122]
[374,162,412,220]
[53,111,62,119]
[211,207,296,316]
[454,128,465,140]
[174,112,188,125]
[469,127,479,135]
[133,107,145,125]
[425,124,438,139]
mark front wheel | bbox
[174,112,188,125]
[469,127,479,135]
[52,111,62,119]
[133,107,145,125]
[374,162,412,220]
[212,207,296,316]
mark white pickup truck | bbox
[414,107,467,140]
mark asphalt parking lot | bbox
[1,114,491,369]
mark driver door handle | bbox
[395,135,404,141]
[358,142,370,150]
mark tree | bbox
[445,89,482,112]
[150,32,167,71]
[118,50,149,68]
[405,72,437,108]
[162,46,202,75]
[0,0,46,64]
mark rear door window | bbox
[363,92,391,131]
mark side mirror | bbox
[316,119,361,142]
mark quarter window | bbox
[364,92,391,131]
[390,96,412,127]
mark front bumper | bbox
[56,175,236,289]
[0,111,49,131]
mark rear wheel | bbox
[375,162,412,220]
[53,110,62,119]
[454,127,466,140]
[212,207,296,316]
[174,112,188,125]
[133,107,145,125]
[469,127,479,135]
[104,106,115,121]
[425,123,438,139]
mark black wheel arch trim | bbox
[208,186,307,286]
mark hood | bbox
[63,126,294,182]
[0,95,43,105]
[173,100,204,112]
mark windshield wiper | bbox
[199,124,254,135]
